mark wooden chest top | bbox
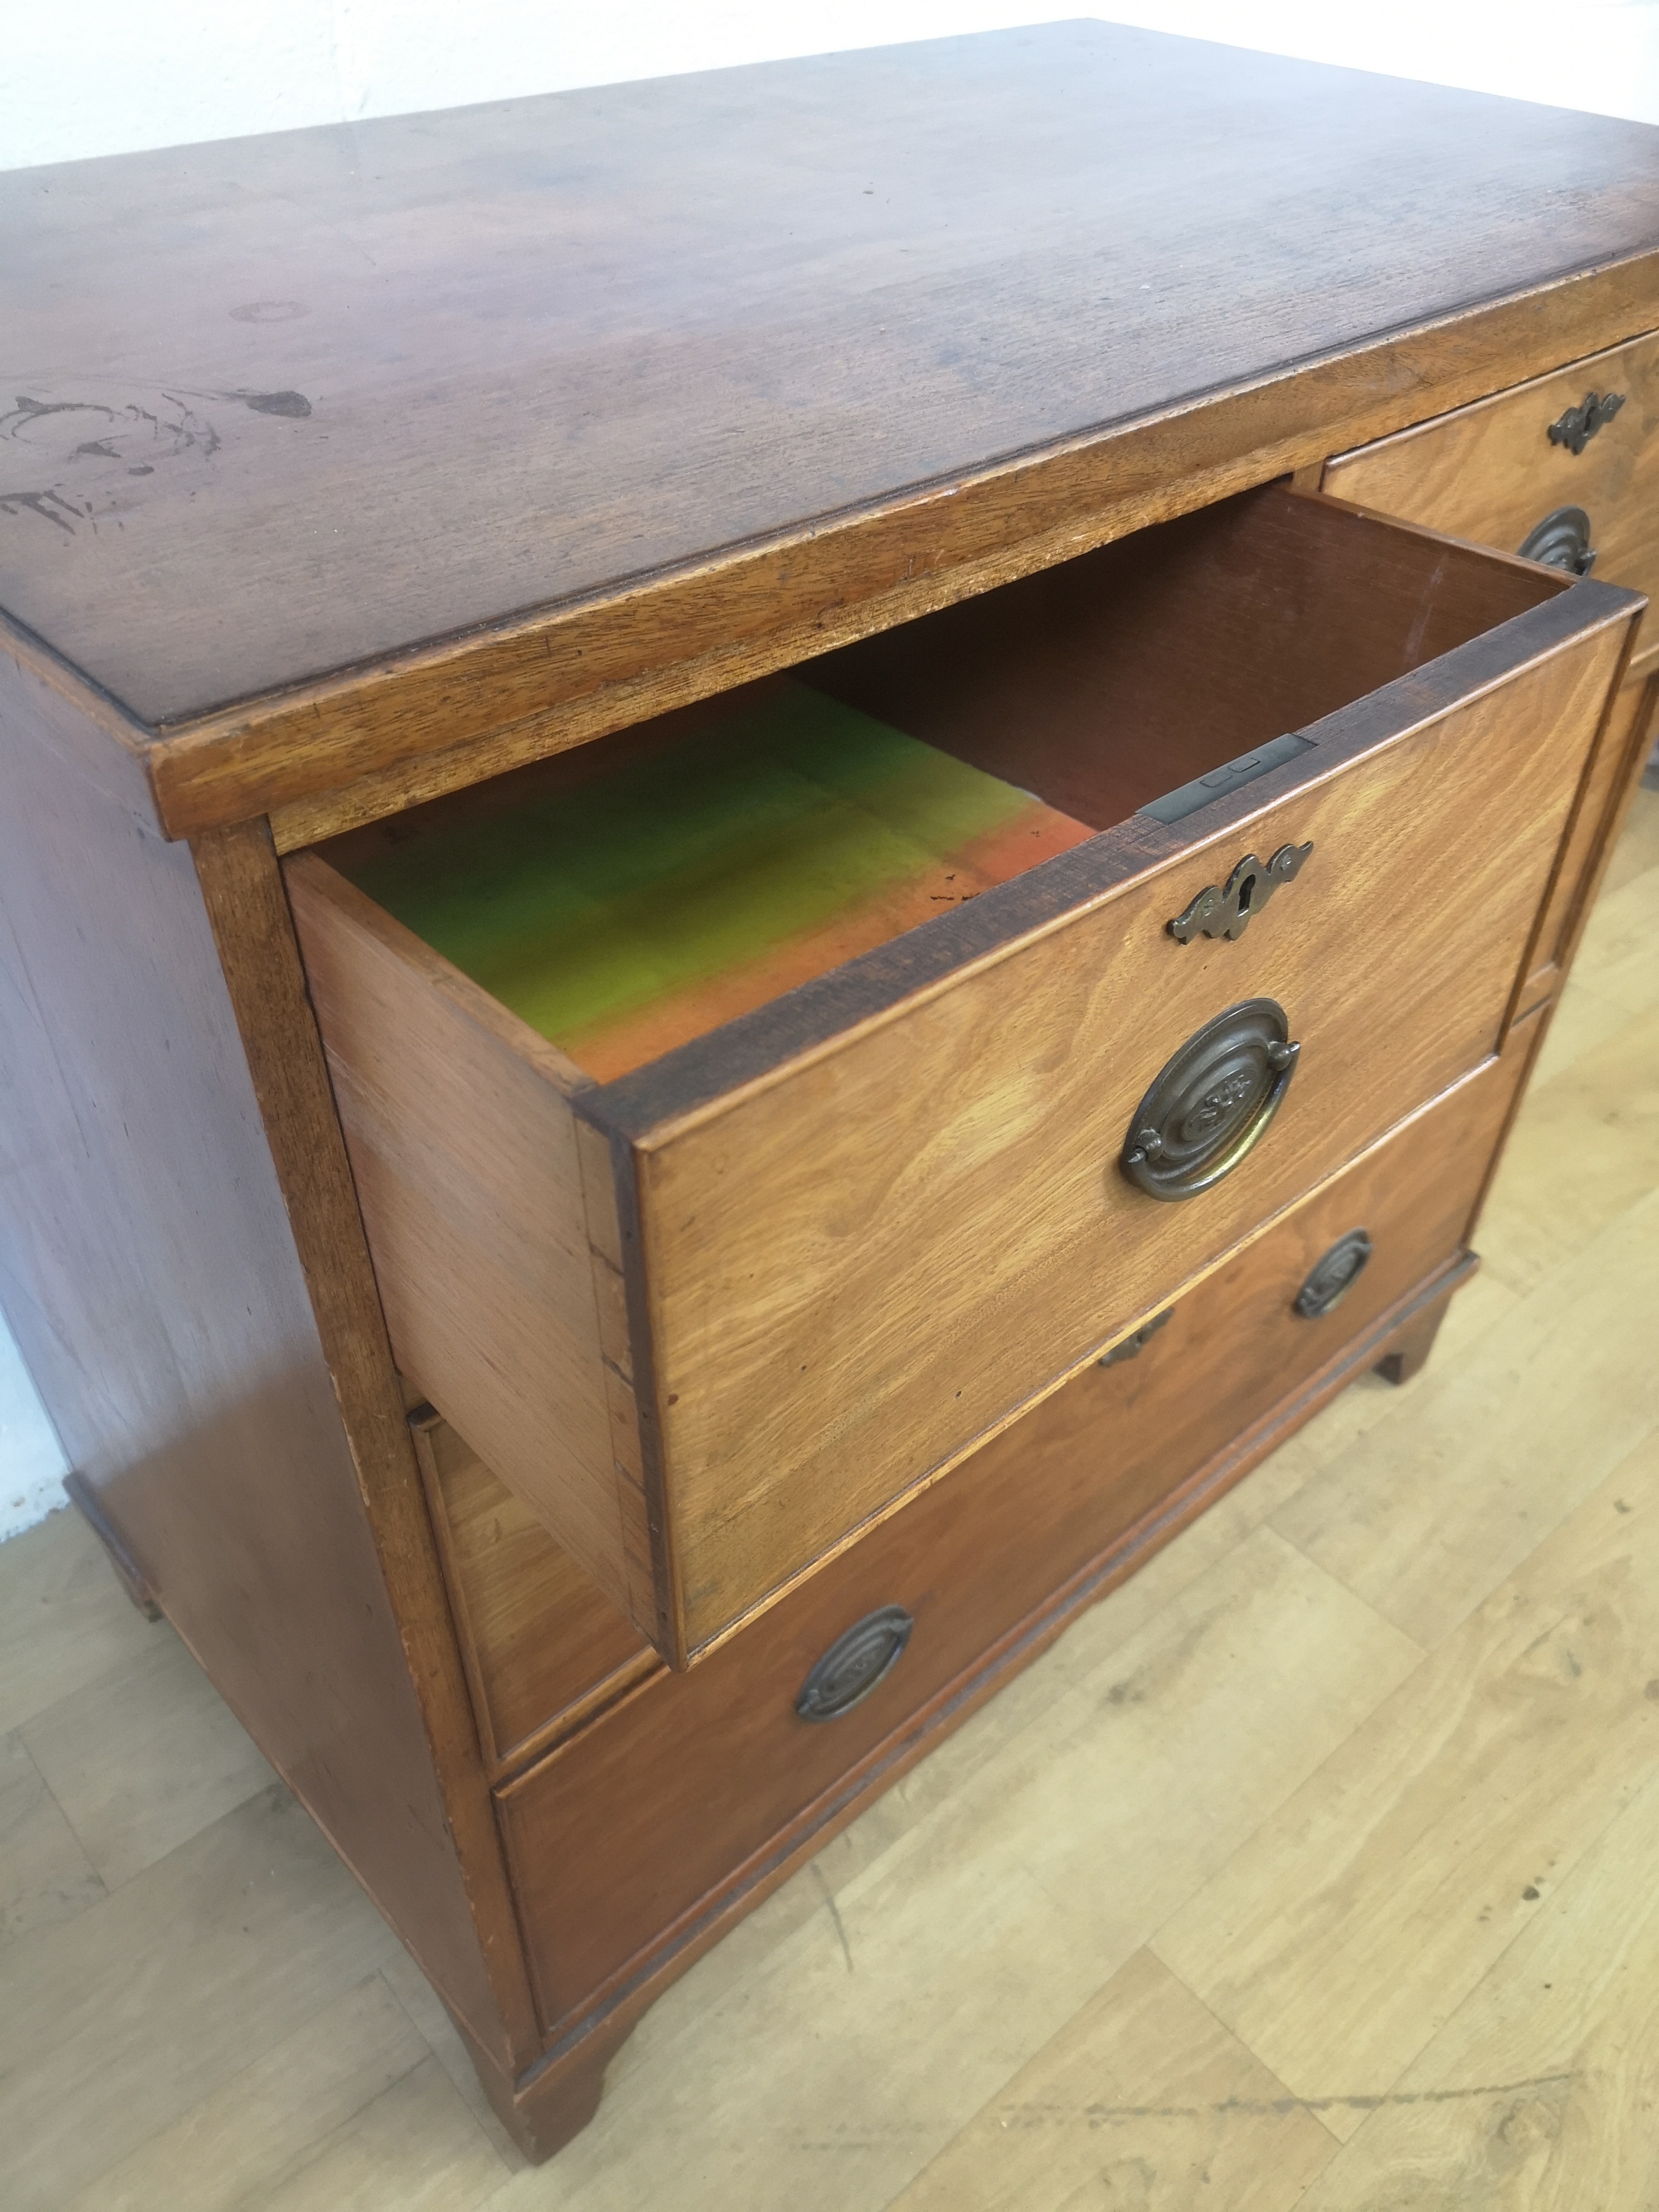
[4,20,1658,838]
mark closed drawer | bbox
[1324,338,1659,1013]
[287,483,1638,1664]
[494,1042,1530,2034]
[1321,327,1659,645]
[409,1407,655,1778]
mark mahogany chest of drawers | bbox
[2,21,1657,2161]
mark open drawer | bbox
[286,484,1640,1664]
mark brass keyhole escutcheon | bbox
[1547,389,1624,455]
[1121,998,1300,1202]
[1168,842,1313,945]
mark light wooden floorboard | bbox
[1268,1183,1659,1648]
[0,1509,169,1738]
[2,787,1655,2210]
[22,1629,276,1888]
[62,1977,434,2212]
[1475,999,1659,1297]
[885,1946,1338,2210]
[1290,1751,1659,2210]
[0,1727,103,1945]
[1601,770,1659,893]
[1155,1433,1659,2138]
[484,1528,1418,2212]
[0,1786,403,2212]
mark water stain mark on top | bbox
[229,300,309,322]
[167,386,313,421]
[0,488,92,535]
[227,389,312,417]
[4,397,116,426]
[1,384,310,530]
[3,390,220,463]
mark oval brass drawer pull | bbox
[1518,504,1597,576]
[1122,998,1299,1202]
[795,1605,914,1721]
[1295,1228,1373,1318]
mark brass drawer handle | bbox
[1168,842,1313,944]
[1121,998,1299,1202]
[796,1605,913,1721]
[1547,390,1624,455]
[1295,1228,1373,1318]
[1518,504,1596,577]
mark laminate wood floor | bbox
[5,788,1658,2212]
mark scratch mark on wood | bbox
[990,2070,1575,2129]
[809,1860,854,1972]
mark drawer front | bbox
[498,1045,1526,2032]
[611,594,1626,1656]
[411,1408,655,1777]
[1322,327,1659,637]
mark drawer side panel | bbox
[286,853,649,1634]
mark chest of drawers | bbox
[2,21,1657,2162]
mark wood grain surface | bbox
[289,489,1635,1658]
[1156,1407,1659,2137]
[0,622,533,2073]
[7,793,1658,2199]
[1323,325,1659,648]
[283,852,666,1647]
[1522,666,1659,1013]
[497,1047,1516,2036]
[809,483,1563,828]
[4,25,1658,835]
[625,565,1631,1657]
[191,820,542,2069]
[411,1409,657,1781]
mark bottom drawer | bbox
[494,1042,1531,2034]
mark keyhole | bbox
[1236,870,1255,915]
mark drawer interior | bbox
[317,483,1558,1083]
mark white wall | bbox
[0,1333,67,1539]
[4,0,1658,169]
[2,2,1657,1534]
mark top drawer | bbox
[1322,327,1659,640]
[286,484,1639,1666]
